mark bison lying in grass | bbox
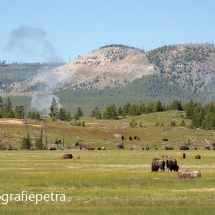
[195,154,201,159]
[61,154,73,159]
[177,170,201,178]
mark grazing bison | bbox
[55,140,61,144]
[117,144,124,149]
[166,158,179,172]
[194,147,197,150]
[49,146,56,150]
[177,170,201,178]
[146,147,149,150]
[165,146,173,150]
[61,154,73,159]
[179,146,189,150]
[162,138,168,141]
[151,158,165,172]
[195,154,201,159]
[182,153,186,159]
[134,136,140,140]
[129,136,133,140]
[75,142,79,146]
[205,146,211,150]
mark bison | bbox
[162,138,168,141]
[117,144,124,149]
[166,158,179,172]
[162,154,171,159]
[55,140,61,144]
[195,154,201,159]
[165,146,173,150]
[179,146,189,150]
[151,158,165,172]
[80,144,86,150]
[182,153,186,159]
[177,170,201,178]
[86,146,95,150]
[61,154,73,159]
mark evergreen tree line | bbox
[1,95,215,130]
[94,99,215,130]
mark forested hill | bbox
[1,43,215,115]
[56,75,201,115]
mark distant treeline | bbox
[99,44,145,52]
[1,95,215,130]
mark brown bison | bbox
[162,154,171,159]
[179,146,189,150]
[117,144,124,149]
[165,146,173,150]
[151,158,165,172]
[134,136,140,140]
[182,153,186,159]
[75,142,79,146]
[195,154,201,159]
[86,146,95,150]
[166,158,179,172]
[61,154,73,159]
[162,138,168,141]
[177,170,201,178]
[55,140,61,144]
[80,144,86,150]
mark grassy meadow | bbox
[1,111,215,214]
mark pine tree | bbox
[49,97,58,119]
[15,105,25,119]
[103,104,118,119]
[76,107,83,117]
[3,97,14,118]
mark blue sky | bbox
[1,0,215,63]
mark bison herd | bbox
[152,153,201,178]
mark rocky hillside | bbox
[1,43,215,104]
[146,43,215,93]
[64,45,157,90]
